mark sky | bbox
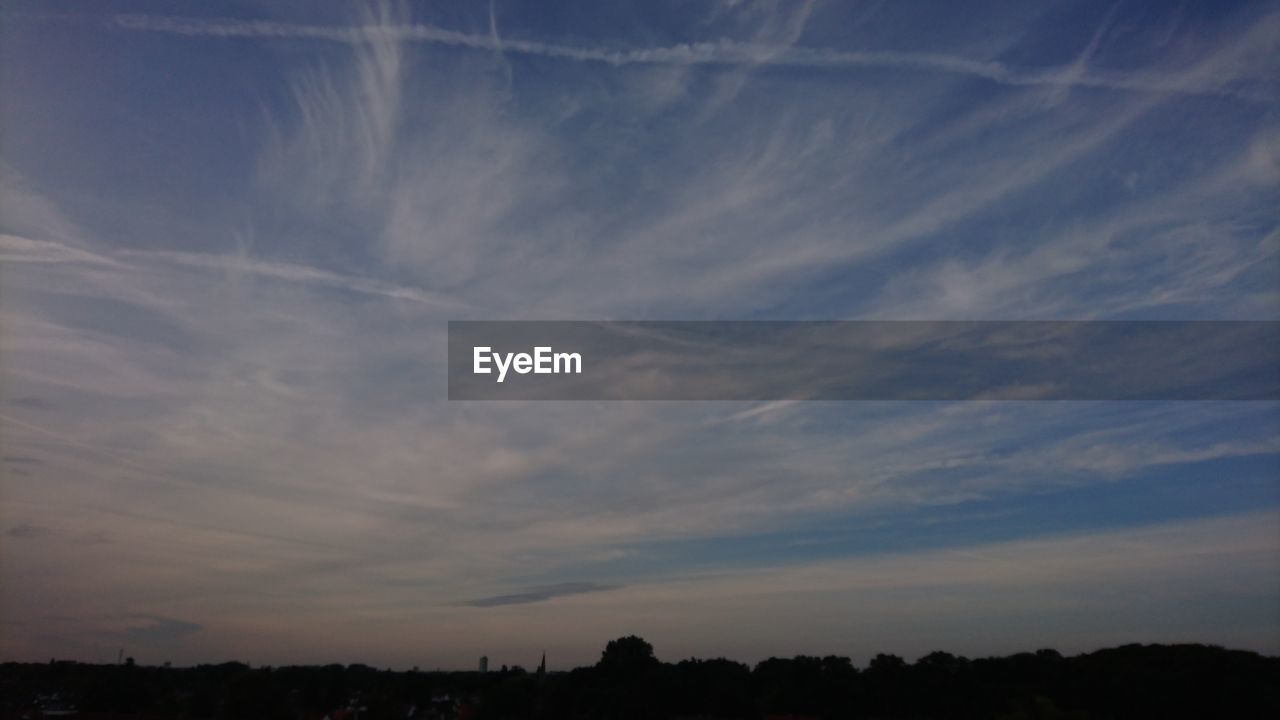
[1,0,1279,670]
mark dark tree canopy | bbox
[597,635,658,674]
[3,640,1278,719]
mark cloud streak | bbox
[462,582,618,607]
[0,234,468,310]
[105,13,1278,101]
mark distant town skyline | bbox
[2,0,1278,669]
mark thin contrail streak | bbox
[106,14,1271,102]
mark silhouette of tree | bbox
[597,635,658,674]
[3,641,1279,719]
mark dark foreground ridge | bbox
[3,638,1278,720]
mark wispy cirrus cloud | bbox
[2,0,1278,668]
[0,234,468,310]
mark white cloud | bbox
[3,1,1278,666]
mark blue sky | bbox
[2,0,1278,668]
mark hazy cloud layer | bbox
[2,0,1278,668]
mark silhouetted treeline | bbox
[3,637,1278,720]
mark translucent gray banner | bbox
[447,321,1280,401]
